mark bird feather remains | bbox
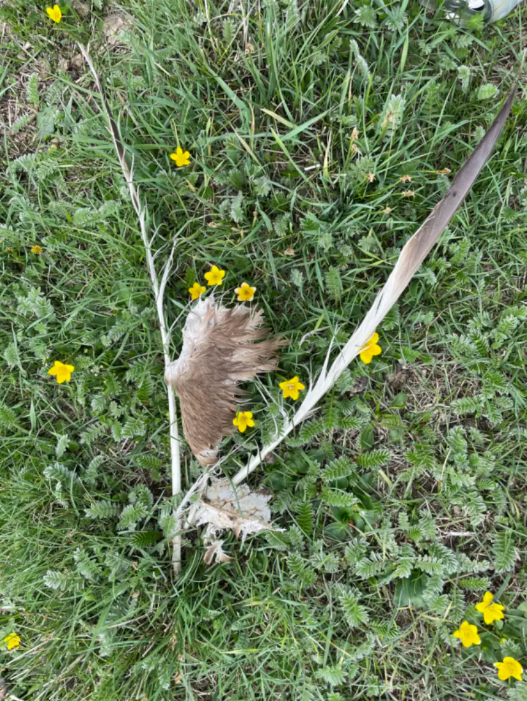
[188,477,276,544]
[230,79,518,487]
[165,296,285,465]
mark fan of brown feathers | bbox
[165,296,286,466]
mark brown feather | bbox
[165,297,286,465]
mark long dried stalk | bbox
[78,45,183,573]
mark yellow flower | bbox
[3,633,21,650]
[399,175,412,183]
[189,282,206,301]
[359,333,382,364]
[279,376,305,401]
[46,4,62,22]
[31,245,43,254]
[495,657,523,681]
[453,621,481,648]
[233,411,255,433]
[170,147,191,167]
[235,282,256,302]
[204,265,225,287]
[48,360,75,384]
[476,592,505,625]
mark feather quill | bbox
[231,80,518,487]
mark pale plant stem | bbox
[78,44,183,573]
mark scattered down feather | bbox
[187,477,276,545]
[203,539,235,565]
[165,296,285,465]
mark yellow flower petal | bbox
[3,633,21,650]
[359,333,382,364]
[235,283,256,302]
[480,591,494,607]
[170,146,191,167]
[189,282,206,300]
[484,603,505,625]
[204,265,226,286]
[495,657,523,681]
[48,361,74,384]
[476,592,504,624]
[279,376,305,401]
[46,5,62,22]
[31,245,43,254]
[233,411,255,433]
[453,621,481,648]
[360,349,373,364]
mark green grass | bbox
[1,0,527,698]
